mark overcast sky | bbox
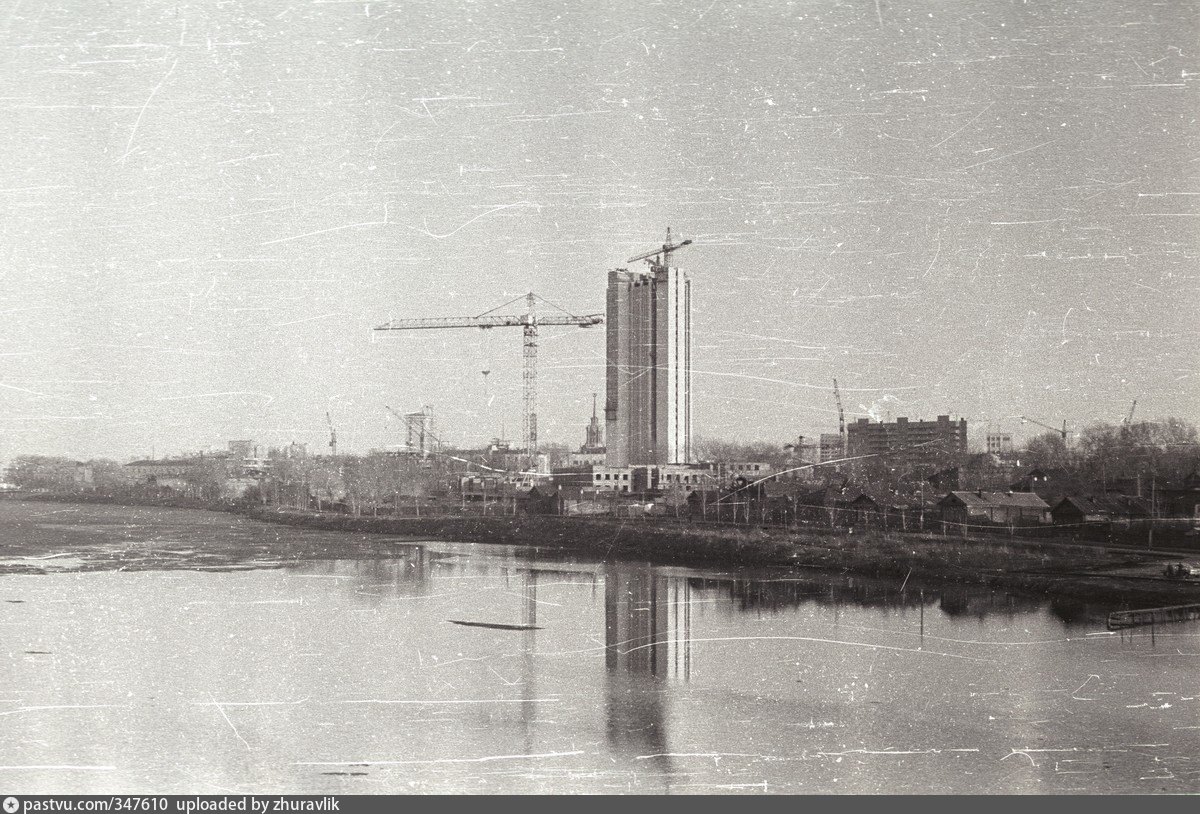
[1,0,1197,462]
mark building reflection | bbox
[605,568,691,679]
[604,566,692,788]
[694,572,1046,622]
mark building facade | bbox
[848,415,968,467]
[986,432,1014,456]
[605,264,692,467]
[404,408,434,458]
[818,433,845,463]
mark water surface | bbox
[1,502,1197,794]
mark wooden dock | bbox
[1107,603,1200,630]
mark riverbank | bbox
[247,506,1200,606]
[7,499,1199,795]
[11,493,1200,607]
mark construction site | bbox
[360,227,739,515]
[26,225,1189,542]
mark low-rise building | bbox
[585,465,640,493]
[15,459,94,492]
[939,490,1050,528]
[124,459,191,483]
[1051,495,1151,525]
[714,461,771,483]
[1009,468,1085,504]
[1162,469,1200,519]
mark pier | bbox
[1107,603,1200,630]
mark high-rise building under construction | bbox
[604,261,692,467]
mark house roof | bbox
[1010,468,1085,493]
[1052,494,1151,518]
[944,490,1050,509]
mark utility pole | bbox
[1149,474,1156,550]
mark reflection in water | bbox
[605,568,691,679]
[937,588,1041,618]
[2,497,1196,795]
[603,568,693,787]
[328,543,437,604]
[521,569,537,756]
[705,574,1040,617]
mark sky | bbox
[1,0,1198,462]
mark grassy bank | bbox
[237,506,1200,607]
[12,494,1200,607]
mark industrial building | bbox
[848,415,968,467]
[604,248,692,467]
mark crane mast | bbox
[375,292,602,468]
[832,378,847,456]
[522,293,537,464]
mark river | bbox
[1,501,1197,794]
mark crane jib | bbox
[372,293,603,467]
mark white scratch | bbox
[209,694,251,752]
[119,58,179,163]
[296,750,583,766]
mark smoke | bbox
[858,394,902,422]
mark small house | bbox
[939,490,1050,529]
[847,493,881,527]
[1051,495,1151,526]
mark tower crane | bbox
[325,411,337,458]
[626,226,693,268]
[1020,415,1068,441]
[375,292,602,466]
[832,378,847,456]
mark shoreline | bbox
[10,493,1200,608]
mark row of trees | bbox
[7,418,1196,513]
[1024,418,1198,486]
[3,456,122,492]
[697,419,1199,497]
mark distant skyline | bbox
[1,0,1197,463]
